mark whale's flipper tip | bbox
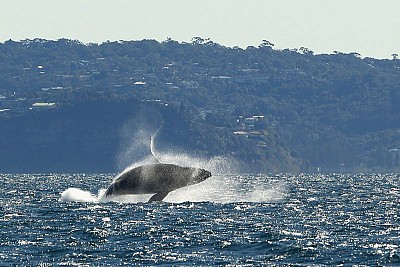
[150,126,164,164]
[148,191,169,202]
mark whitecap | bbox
[60,188,98,203]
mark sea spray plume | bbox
[154,155,286,203]
[117,128,153,169]
[116,106,163,169]
[115,121,165,179]
[162,172,287,203]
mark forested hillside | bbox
[1,38,400,172]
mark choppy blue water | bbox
[1,173,400,266]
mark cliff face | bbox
[0,100,127,172]
[0,98,303,173]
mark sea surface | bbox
[1,172,400,266]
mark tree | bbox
[298,47,314,55]
[259,40,274,49]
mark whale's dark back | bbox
[104,163,211,198]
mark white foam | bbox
[60,188,99,203]
[100,193,153,203]
[164,174,287,203]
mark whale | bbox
[104,163,212,202]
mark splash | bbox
[163,172,287,203]
[116,107,163,169]
[117,128,156,170]
[60,188,99,203]
[101,152,285,204]
[60,121,286,204]
[60,153,286,204]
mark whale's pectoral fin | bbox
[148,191,169,202]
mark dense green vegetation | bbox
[1,38,400,172]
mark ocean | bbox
[1,172,399,266]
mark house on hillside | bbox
[31,102,58,110]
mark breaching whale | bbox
[105,124,211,202]
[104,163,212,202]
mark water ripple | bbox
[1,173,400,265]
